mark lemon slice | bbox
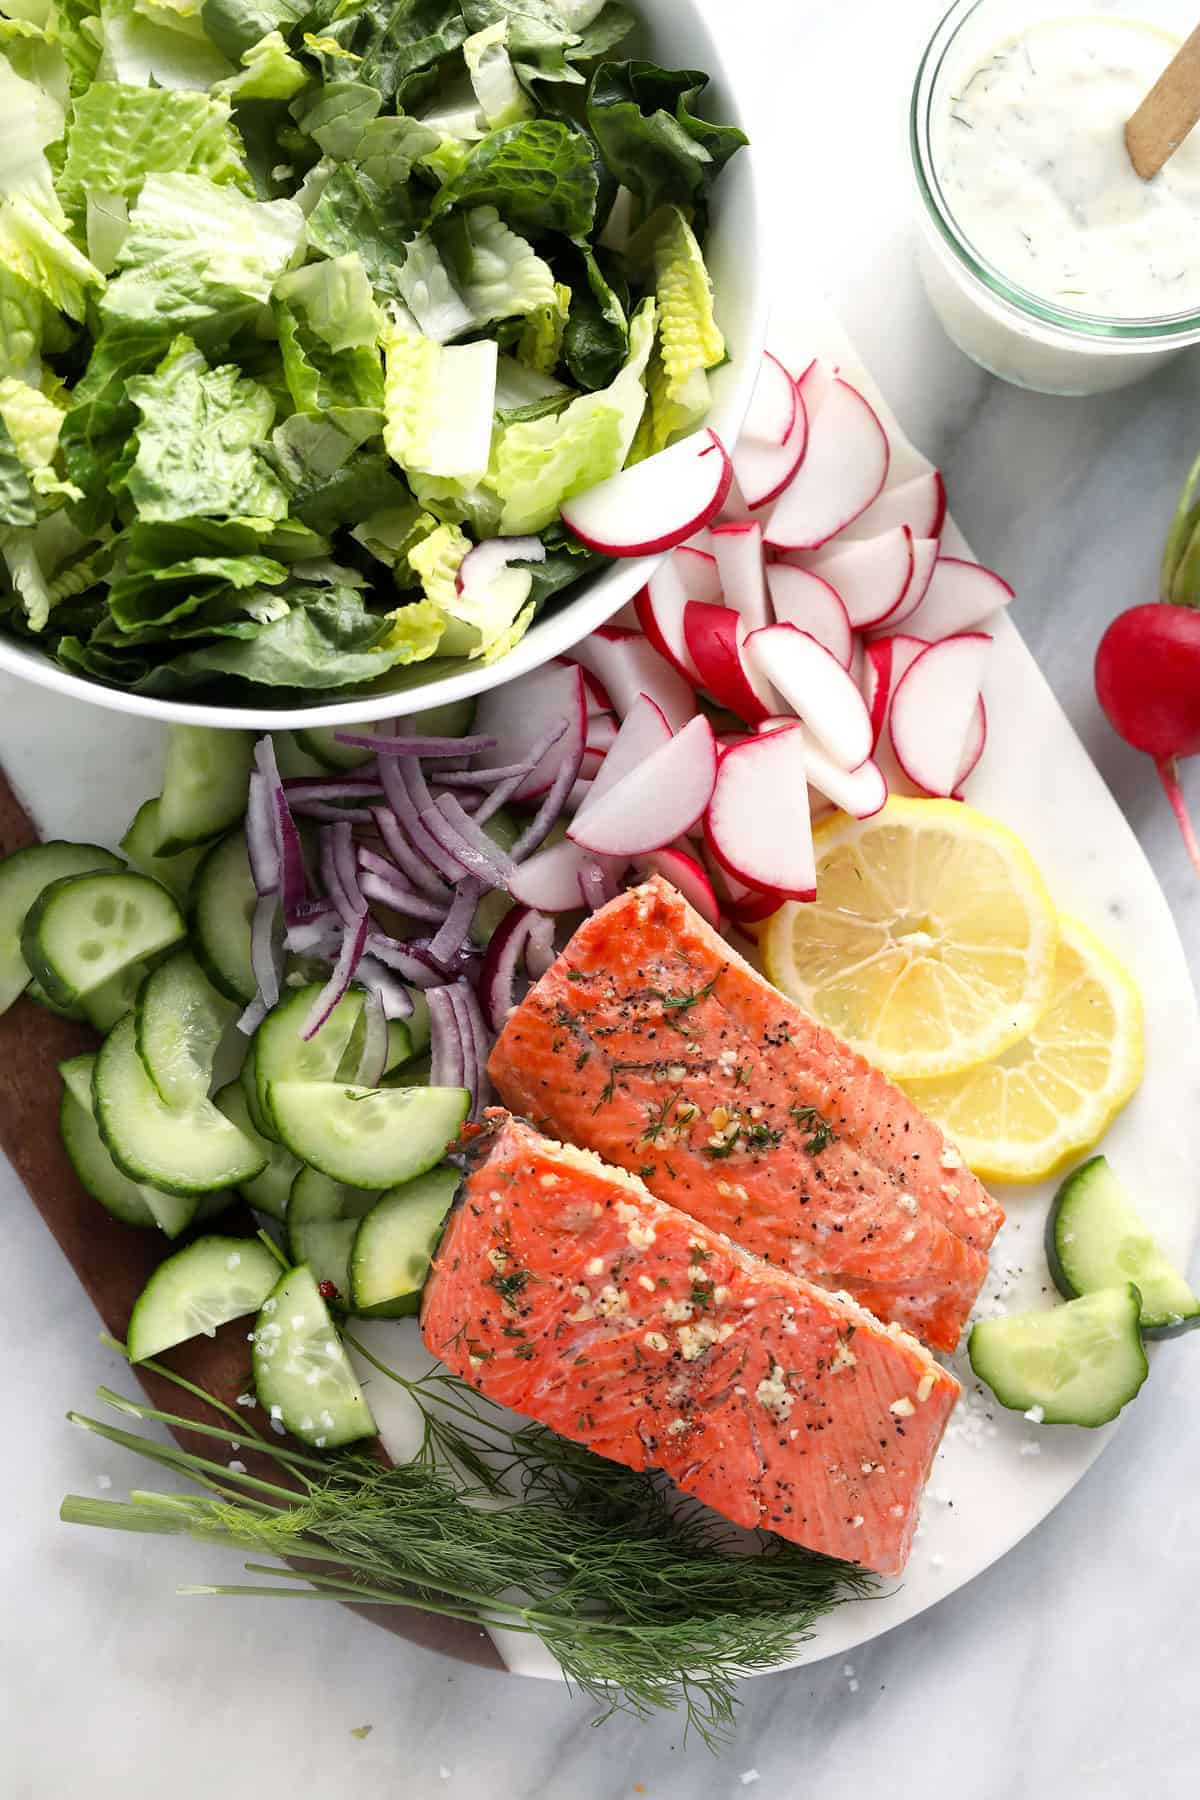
[902,915,1144,1184]
[761,798,1059,1079]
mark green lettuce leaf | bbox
[393,232,474,342]
[349,496,434,564]
[353,0,468,109]
[57,84,252,231]
[440,204,556,325]
[0,373,68,481]
[492,291,652,532]
[463,18,532,128]
[289,79,382,158]
[515,279,569,376]
[289,449,411,532]
[431,118,598,238]
[275,253,384,351]
[211,29,307,99]
[59,324,160,529]
[306,163,419,296]
[586,61,746,217]
[275,301,383,415]
[460,0,634,88]
[123,334,289,521]
[200,0,307,61]
[560,240,626,389]
[95,0,237,88]
[0,267,46,384]
[0,418,37,528]
[0,193,103,321]
[107,547,286,629]
[382,307,497,483]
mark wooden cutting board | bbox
[0,767,503,1673]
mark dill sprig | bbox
[60,1340,876,1748]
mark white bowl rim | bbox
[0,5,769,732]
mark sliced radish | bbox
[586,713,617,754]
[474,661,586,802]
[733,387,808,510]
[560,429,732,556]
[764,379,889,552]
[785,723,887,819]
[579,747,605,780]
[705,728,816,901]
[508,836,625,913]
[890,633,992,797]
[838,469,946,542]
[567,626,696,732]
[862,639,892,745]
[635,560,702,683]
[740,349,799,447]
[575,691,673,821]
[795,356,839,425]
[685,602,774,725]
[674,545,724,605]
[715,473,754,524]
[710,519,769,631]
[702,843,786,923]
[567,776,593,811]
[569,715,718,857]
[892,556,1015,642]
[562,661,614,716]
[765,564,853,670]
[684,525,716,556]
[953,695,988,795]
[794,526,914,631]
[744,624,873,770]
[607,600,641,630]
[876,536,939,633]
[633,846,720,927]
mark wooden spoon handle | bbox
[1126,22,1200,179]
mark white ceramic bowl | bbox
[5,7,767,732]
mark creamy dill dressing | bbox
[933,16,1200,318]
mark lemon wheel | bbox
[761,798,1059,1080]
[903,916,1144,1184]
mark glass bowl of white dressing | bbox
[912,0,1200,393]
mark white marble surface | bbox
[5,2,1200,1794]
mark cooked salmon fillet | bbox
[422,1112,960,1576]
[488,877,1002,1351]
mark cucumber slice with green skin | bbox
[273,734,328,778]
[254,983,364,1132]
[94,1014,267,1197]
[405,698,476,738]
[292,725,373,771]
[156,726,254,855]
[968,1285,1149,1427]
[135,949,234,1109]
[81,961,152,1033]
[193,1187,237,1222]
[127,1235,282,1363]
[239,1039,277,1142]
[23,872,185,1008]
[214,1080,298,1221]
[61,1052,202,1234]
[350,1166,457,1315]
[383,1050,430,1089]
[251,1263,376,1447]
[28,977,85,1020]
[1047,1156,1200,1338]
[287,1166,380,1308]
[0,841,123,1015]
[120,798,206,903]
[268,1081,469,1190]
[188,829,257,1005]
[470,807,517,948]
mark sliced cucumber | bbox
[94,1014,267,1197]
[251,1263,376,1447]
[350,1166,457,1315]
[239,1038,277,1141]
[156,726,254,854]
[61,1088,157,1229]
[0,840,123,1015]
[268,1081,469,1190]
[383,1050,430,1089]
[287,1166,380,1307]
[193,1188,237,1222]
[188,828,257,1005]
[273,734,328,778]
[471,806,518,948]
[28,977,85,1020]
[120,798,206,902]
[81,961,152,1033]
[23,871,185,1007]
[402,698,476,738]
[1048,1155,1200,1338]
[135,950,233,1109]
[338,995,431,1085]
[969,1285,1149,1427]
[254,983,364,1131]
[292,724,373,771]
[127,1235,281,1363]
[214,1080,299,1221]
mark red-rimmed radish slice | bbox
[893,556,1015,642]
[765,564,853,670]
[586,713,617,754]
[838,469,946,542]
[607,601,641,630]
[796,526,914,631]
[568,777,595,809]
[508,837,625,912]
[875,536,938,633]
[575,691,673,821]
[568,626,696,732]
[864,633,931,752]
[764,378,889,552]
[633,846,720,927]
[704,727,816,901]
[734,386,808,510]
[741,349,799,447]
[684,526,715,555]
[710,518,769,631]
[890,633,992,797]
[635,559,703,683]
[674,545,723,604]
[580,747,605,780]
[787,723,887,819]
[559,660,614,716]
[716,473,754,524]
[795,356,839,426]
[953,695,988,796]
[685,602,774,725]
[703,845,785,924]
[744,624,873,769]
[474,661,586,802]
[561,429,732,556]
[569,715,718,857]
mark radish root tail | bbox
[1156,755,1200,879]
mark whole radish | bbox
[1095,453,1200,876]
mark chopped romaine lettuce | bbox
[463,20,532,129]
[382,306,497,483]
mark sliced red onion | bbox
[510,740,583,863]
[429,877,480,966]
[473,717,569,827]
[478,904,534,1033]
[355,954,415,1021]
[355,989,389,1086]
[365,933,445,989]
[370,805,452,904]
[450,981,491,1118]
[301,912,369,1040]
[286,914,341,956]
[281,776,384,801]
[245,770,280,896]
[380,759,468,884]
[424,793,516,888]
[320,822,367,929]
[427,985,465,1086]
[356,849,448,922]
[525,910,557,979]
[435,762,531,787]
[237,993,269,1036]
[578,862,614,913]
[250,892,282,1007]
[288,801,375,823]
[334,732,498,759]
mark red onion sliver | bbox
[510,741,583,863]
[250,892,282,1008]
[436,762,531,787]
[425,793,516,888]
[359,870,447,923]
[332,821,364,914]
[301,913,369,1040]
[355,989,389,1086]
[335,732,498,759]
[427,985,465,1087]
[429,877,480,966]
[473,717,570,827]
[355,954,415,1021]
[525,910,557,979]
[245,770,280,896]
[237,993,269,1035]
[365,933,443,988]
[578,863,611,913]
[286,915,341,956]
[477,905,533,1033]
[380,760,467,883]
[288,801,375,823]
[455,980,493,1118]
[282,776,384,801]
